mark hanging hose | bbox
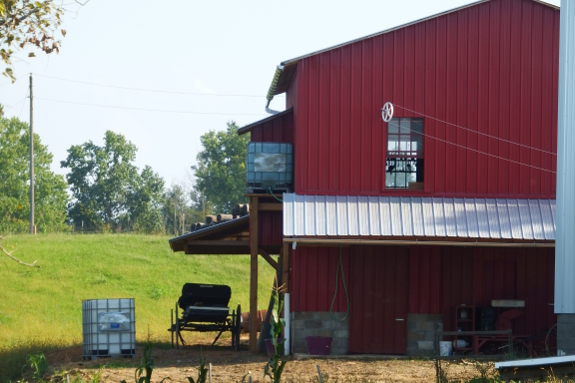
[268,186,283,203]
[330,244,350,321]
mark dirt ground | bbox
[40,338,492,383]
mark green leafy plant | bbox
[120,340,170,383]
[185,351,208,383]
[25,352,48,381]
[264,283,287,383]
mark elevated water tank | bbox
[246,142,293,193]
[82,298,136,359]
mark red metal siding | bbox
[348,246,409,354]
[289,0,559,198]
[290,246,351,312]
[257,211,283,248]
[408,246,442,314]
[442,247,555,348]
[250,111,294,144]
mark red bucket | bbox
[305,336,332,355]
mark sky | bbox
[0,0,561,189]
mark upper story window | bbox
[385,118,424,189]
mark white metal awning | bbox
[282,194,555,241]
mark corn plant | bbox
[120,341,170,383]
[186,355,208,383]
[264,283,287,383]
[25,352,48,381]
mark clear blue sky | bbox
[0,0,560,187]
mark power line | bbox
[389,120,556,174]
[0,74,29,88]
[393,103,557,157]
[35,96,270,116]
[34,73,285,98]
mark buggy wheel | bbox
[546,323,558,356]
[234,304,241,351]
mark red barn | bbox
[241,0,558,356]
[171,0,558,356]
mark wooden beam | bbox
[186,240,249,246]
[249,196,259,353]
[259,203,283,211]
[282,242,290,293]
[259,247,278,270]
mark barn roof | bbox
[237,108,292,136]
[283,194,556,243]
[267,0,559,100]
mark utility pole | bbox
[29,73,35,235]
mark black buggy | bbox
[169,283,241,350]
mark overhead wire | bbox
[388,119,556,174]
[393,103,557,157]
[33,73,285,98]
[34,96,269,117]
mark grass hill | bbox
[0,234,277,382]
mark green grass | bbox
[0,233,277,382]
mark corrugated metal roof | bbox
[283,194,556,241]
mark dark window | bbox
[385,118,424,189]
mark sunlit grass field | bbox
[0,233,277,382]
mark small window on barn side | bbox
[385,118,424,189]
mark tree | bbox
[191,121,249,214]
[162,182,203,235]
[0,112,68,233]
[61,130,165,233]
[0,0,76,81]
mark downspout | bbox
[265,65,284,114]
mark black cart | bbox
[169,283,241,350]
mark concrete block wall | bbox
[290,312,349,355]
[406,313,443,356]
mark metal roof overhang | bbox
[169,216,251,255]
[282,194,556,248]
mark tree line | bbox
[0,111,249,235]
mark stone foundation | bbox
[406,313,443,356]
[290,312,349,355]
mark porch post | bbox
[249,196,259,352]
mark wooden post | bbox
[249,196,259,352]
[282,242,290,293]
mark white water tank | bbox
[82,298,136,359]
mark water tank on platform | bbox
[82,298,136,359]
[246,142,293,193]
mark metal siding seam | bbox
[433,197,446,237]
[283,193,292,236]
[465,198,479,238]
[326,195,337,236]
[540,200,554,240]
[391,197,402,236]
[497,199,523,239]
[444,198,457,237]
[518,199,534,240]
[348,196,359,236]
[422,198,435,237]
[336,196,348,236]
[486,198,500,239]
[529,199,544,240]
[453,198,468,238]
[380,196,392,236]
[411,197,424,236]
[401,197,414,236]
[316,195,327,236]
[305,194,315,236]
[476,199,490,238]
[369,196,381,236]
[550,199,556,240]
[294,194,305,236]
[358,196,369,236]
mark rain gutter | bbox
[283,238,555,248]
[265,65,284,114]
